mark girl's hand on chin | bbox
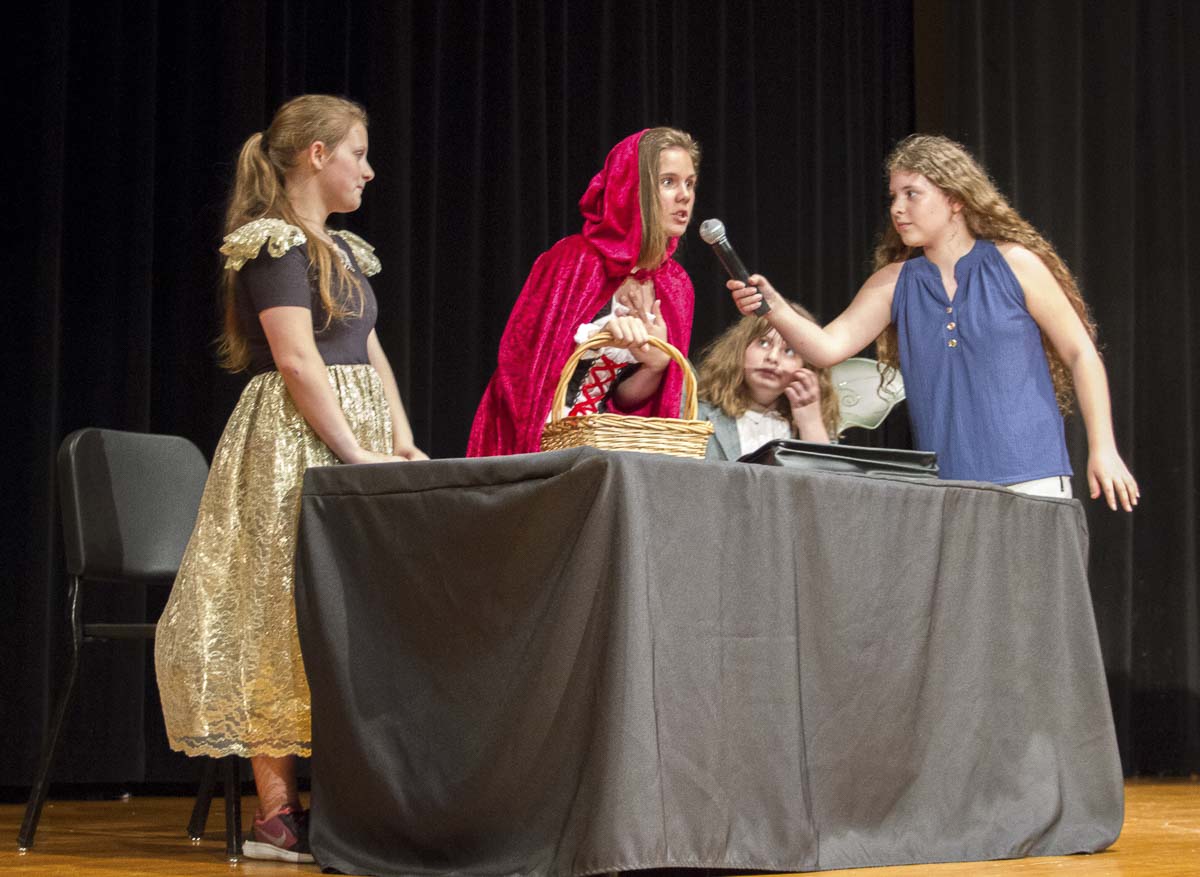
[784,369,821,410]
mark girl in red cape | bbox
[467,127,701,456]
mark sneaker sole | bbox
[241,840,315,864]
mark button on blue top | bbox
[891,239,1071,484]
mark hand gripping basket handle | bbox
[549,331,699,422]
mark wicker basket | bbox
[540,331,714,458]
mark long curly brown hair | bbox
[873,134,1096,414]
[697,303,840,438]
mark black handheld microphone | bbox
[699,218,770,316]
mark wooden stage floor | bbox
[2,778,1197,876]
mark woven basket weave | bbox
[540,331,714,458]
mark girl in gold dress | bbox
[155,94,425,863]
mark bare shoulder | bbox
[835,262,899,326]
[996,241,1073,318]
[873,260,905,281]
[996,241,1053,280]
[822,261,898,350]
[859,260,903,298]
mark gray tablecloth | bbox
[294,448,1122,876]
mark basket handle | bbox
[549,330,699,423]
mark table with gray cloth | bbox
[293,447,1122,877]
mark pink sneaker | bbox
[241,804,314,863]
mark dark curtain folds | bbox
[928,0,1199,774]
[8,0,1196,789]
[5,1,912,786]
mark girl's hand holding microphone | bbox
[728,274,783,317]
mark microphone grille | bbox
[698,218,725,245]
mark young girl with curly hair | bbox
[727,134,1138,510]
[696,303,837,460]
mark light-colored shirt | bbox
[736,408,792,459]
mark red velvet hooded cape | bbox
[467,130,695,457]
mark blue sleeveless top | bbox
[891,239,1071,484]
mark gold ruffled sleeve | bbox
[330,229,382,276]
[220,218,308,271]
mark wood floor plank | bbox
[2,780,1197,875]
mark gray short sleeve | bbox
[241,246,313,312]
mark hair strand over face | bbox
[637,127,701,270]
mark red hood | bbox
[580,130,679,278]
[467,130,695,457]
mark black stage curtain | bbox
[921,0,1200,776]
[6,0,1196,789]
[4,1,911,787]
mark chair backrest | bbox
[829,357,906,434]
[57,428,209,583]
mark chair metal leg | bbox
[188,757,219,840]
[17,576,85,850]
[222,756,243,861]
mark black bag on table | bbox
[738,439,938,479]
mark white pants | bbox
[1007,475,1073,498]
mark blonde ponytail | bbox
[217,97,369,372]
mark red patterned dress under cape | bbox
[467,130,695,457]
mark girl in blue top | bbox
[727,134,1138,511]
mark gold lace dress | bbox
[155,220,391,757]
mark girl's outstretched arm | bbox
[728,264,900,368]
[1001,244,1139,511]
